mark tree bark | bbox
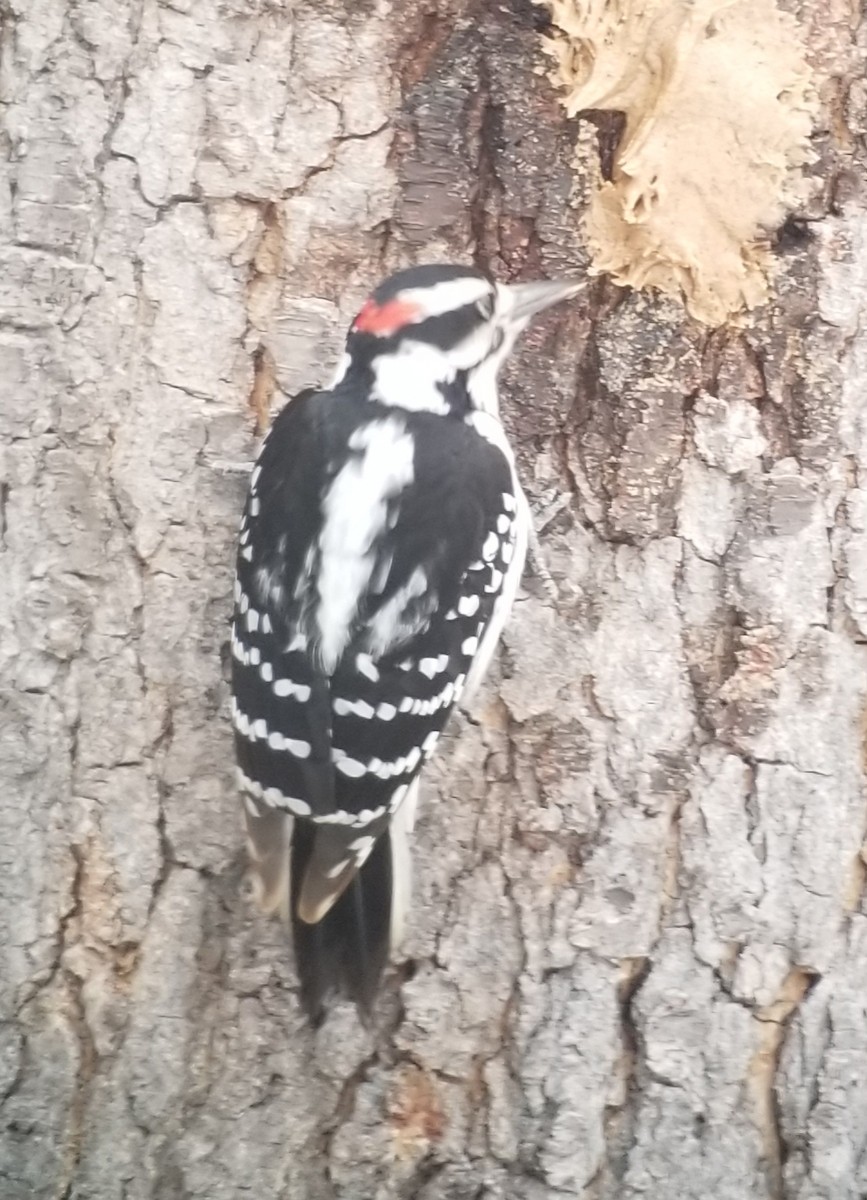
[1,1,865,1198]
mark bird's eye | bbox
[476,293,495,320]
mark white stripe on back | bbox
[316,419,415,672]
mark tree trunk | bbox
[2,1,865,1198]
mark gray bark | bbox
[1,1,866,1198]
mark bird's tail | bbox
[291,821,393,1021]
[243,783,418,1021]
[291,781,418,1022]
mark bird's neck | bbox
[333,342,501,422]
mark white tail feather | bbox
[389,777,420,949]
[244,803,293,924]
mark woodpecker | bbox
[231,263,582,1020]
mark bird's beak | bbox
[504,278,585,325]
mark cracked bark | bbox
[1,0,866,1198]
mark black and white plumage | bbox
[231,263,582,1020]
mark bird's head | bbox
[340,264,583,417]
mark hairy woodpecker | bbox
[231,263,582,1020]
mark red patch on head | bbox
[352,297,422,336]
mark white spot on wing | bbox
[354,806,385,825]
[356,653,380,682]
[273,678,311,701]
[334,697,375,719]
[231,631,249,665]
[236,767,311,816]
[233,706,311,757]
[335,755,367,778]
[310,804,386,827]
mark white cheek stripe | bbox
[371,342,452,415]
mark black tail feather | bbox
[290,822,393,1023]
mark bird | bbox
[230,262,583,1021]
